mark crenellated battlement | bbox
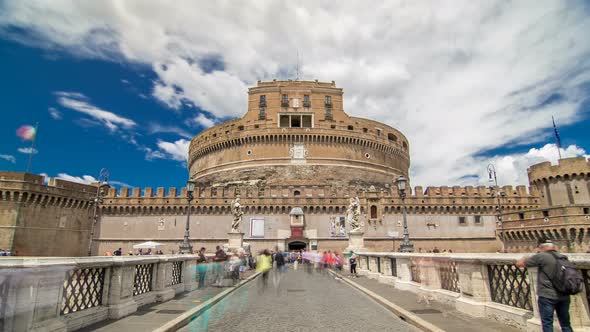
[527,157,590,183]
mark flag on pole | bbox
[552,116,562,160]
[16,125,36,141]
[17,123,39,173]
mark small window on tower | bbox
[519,213,525,220]
[474,215,482,224]
[303,95,311,107]
[542,210,549,217]
[281,94,289,107]
[325,95,332,106]
[458,216,466,225]
[259,95,266,106]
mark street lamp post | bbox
[488,164,506,252]
[396,176,414,252]
[179,179,196,254]
[88,168,109,256]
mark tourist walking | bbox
[196,247,208,289]
[213,246,228,285]
[349,251,358,277]
[256,249,272,290]
[113,248,122,256]
[517,240,583,332]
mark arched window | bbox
[370,205,377,219]
[387,133,397,142]
[294,190,301,197]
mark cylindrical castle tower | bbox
[188,80,410,189]
[527,157,590,207]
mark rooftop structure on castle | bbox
[188,80,410,189]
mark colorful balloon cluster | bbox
[16,125,36,141]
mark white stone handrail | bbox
[0,254,219,332]
[355,252,590,331]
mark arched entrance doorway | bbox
[288,241,307,251]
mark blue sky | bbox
[0,1,589,189]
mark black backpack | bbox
[542,251,583,295]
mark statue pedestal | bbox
[227,232,244,250]
[346,231,365,252]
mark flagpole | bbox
[26,122,38,174]
[552,116,562,160]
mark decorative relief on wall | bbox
[289,143,308,165]
[158,218,165,231]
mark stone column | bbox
[183,257,198,292]
[454,260,491,317]
[153,259,175,302]
[107,263,137,319]
[394,256,413,291]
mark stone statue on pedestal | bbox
[346,197,361,232]
[231,197,243,232]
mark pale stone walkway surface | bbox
[77,287,224,332]
[338,270,521,332]
[179,267,420,332]
[78,270,255,332]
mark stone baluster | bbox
[183,257,198,292]
[377,255,396,286]
[419,257,441,291]
[153,258,175,302]
[394,256,413,291]
[2,265,70,332]
[454,259,491,317]
[107,262,137,319]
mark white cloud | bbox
[48,107,62,119]
[148,123,192,139]
[2,2,590,183]
[55,91,136,131]
[187,113,216,129]
[55,173,97,185]
[154,139,190,162]
[17,147,37,154]
[0,154,16,163]
[416,144,588,188]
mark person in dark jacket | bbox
[516,240,572,332]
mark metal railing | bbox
[390,258,397,277]
[133,263,154,296]
[487,264,532,310]
[170,261,183,286]
[438,260,460,293]
[61,267,106,314]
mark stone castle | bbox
[1,80,589,256]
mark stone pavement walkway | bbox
[336,270,521,332]
[179,266,420,332]
[78,271,255,332]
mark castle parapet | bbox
[527,157,590,207]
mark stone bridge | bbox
[0,253,589,331]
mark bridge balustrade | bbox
[0,255,201,331]
[356,252,590,331]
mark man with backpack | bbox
[516,239,582,332]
